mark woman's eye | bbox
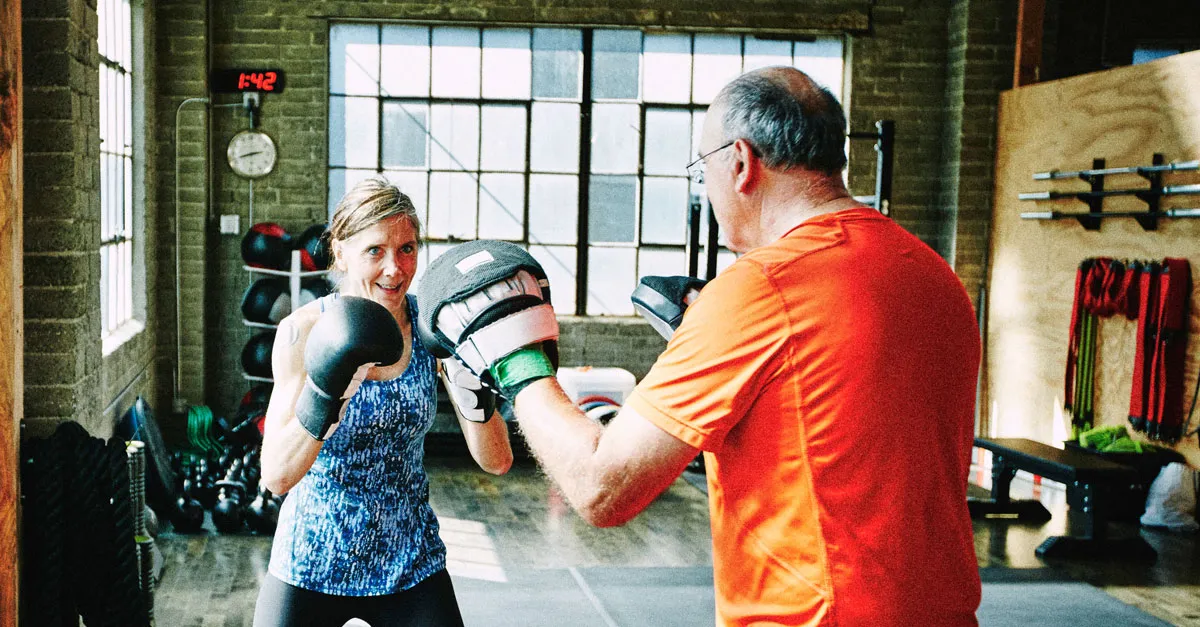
[366,246,381,256]
[401,244,416,254]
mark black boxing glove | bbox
[294,296,403,440]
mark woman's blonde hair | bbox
[328,177,423,268]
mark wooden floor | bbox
[152,455,1200,626]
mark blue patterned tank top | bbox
[268,294,444,596]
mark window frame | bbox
[99,0,145,354]
[327,24,846,316]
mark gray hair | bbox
[716,69,848,176]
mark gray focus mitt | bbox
[631,275,708,341]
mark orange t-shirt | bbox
[627,208,981,626]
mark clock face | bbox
[227,130,277,179]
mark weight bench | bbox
[968,437,1156,562]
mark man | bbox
[426,67,982,626]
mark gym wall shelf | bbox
[1018,154,1200,230]
[241,249,330,383]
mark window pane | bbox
[329,96,379,168]
[530,245,577,314]
[122,239,132,321]
[588,175,637,243]
[382,102,428,169]
[327,168,377,217]
[99,66,109,148]
[430,104,479,171]
[794,38,844,100]
[100,153,111,241]
[643,34,691,104]
[532,28,581,99]
[480,105,527,172]
[638,248,688,279]
[641,177,689,245]
[716,249,738,275]
[100,245,110,331]
[431,27,481,98]
[483,29,531,99]
[691,109,707,161]
[587,247,635,315]
[331,24,380,96]
[590,103,639,174]
[744,36,792,72]
[381,26,430,97]
[643,108,692,176]
[428,172,478,240]
[530,102,580,173]
[692,34,742,104]
[529,174,578,245]
[592,30,641,100]
[414,242,456,289]
[479,173,525,240]
[381,170,430,229]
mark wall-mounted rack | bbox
[241,250,330,383]
[1018,155,1200,230]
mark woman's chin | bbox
[372,287,407,307]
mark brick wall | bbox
[23,0,165,438]
[21,0,104,436]
[940,0,1017,310]
[154,0,209,423]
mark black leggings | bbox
[253,569,466,627]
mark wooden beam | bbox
[0,0,23,623]
[1014,0,1046,87]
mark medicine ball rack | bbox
[1018,154,1200,230]
[241,249,330,383]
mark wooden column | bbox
[1014,0,1045,87]
[0,0,23,622]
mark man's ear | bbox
[732,139,759,195]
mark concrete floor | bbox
[150,455,1200,627]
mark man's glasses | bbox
[685,141,735,185]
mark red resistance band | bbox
[1063,257,1192,442]
[1130,258,1191,442]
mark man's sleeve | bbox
[625,260,787,452]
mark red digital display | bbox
[211,68,287,94]
[237,71,279,92]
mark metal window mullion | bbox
[474,29,483,240]
[475,103,483,239]
[636,103,646,250]
[522,101,532,247]
[376,26,384,172]
[575,29,594,315]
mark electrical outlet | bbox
[220,214,240,234]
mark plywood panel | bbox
[0,0,22,621]
[987,50,1200,467]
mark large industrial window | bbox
[328,24,844,315]
[99,0,136,348]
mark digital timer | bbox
[211,68,287,94]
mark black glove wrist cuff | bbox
[295,380,341,441]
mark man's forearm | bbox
[511,377,609,517]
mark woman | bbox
[254,177,513,626]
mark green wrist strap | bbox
[491,347,556,398]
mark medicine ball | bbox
[241,277,335,324]
[296,223,331,272]
[241,223,292,270]
[241,278,290,324]
[240,383,272,411]
[241,331,276,379]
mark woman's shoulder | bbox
[273,296,331,364]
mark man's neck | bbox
[754,175,864,246]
